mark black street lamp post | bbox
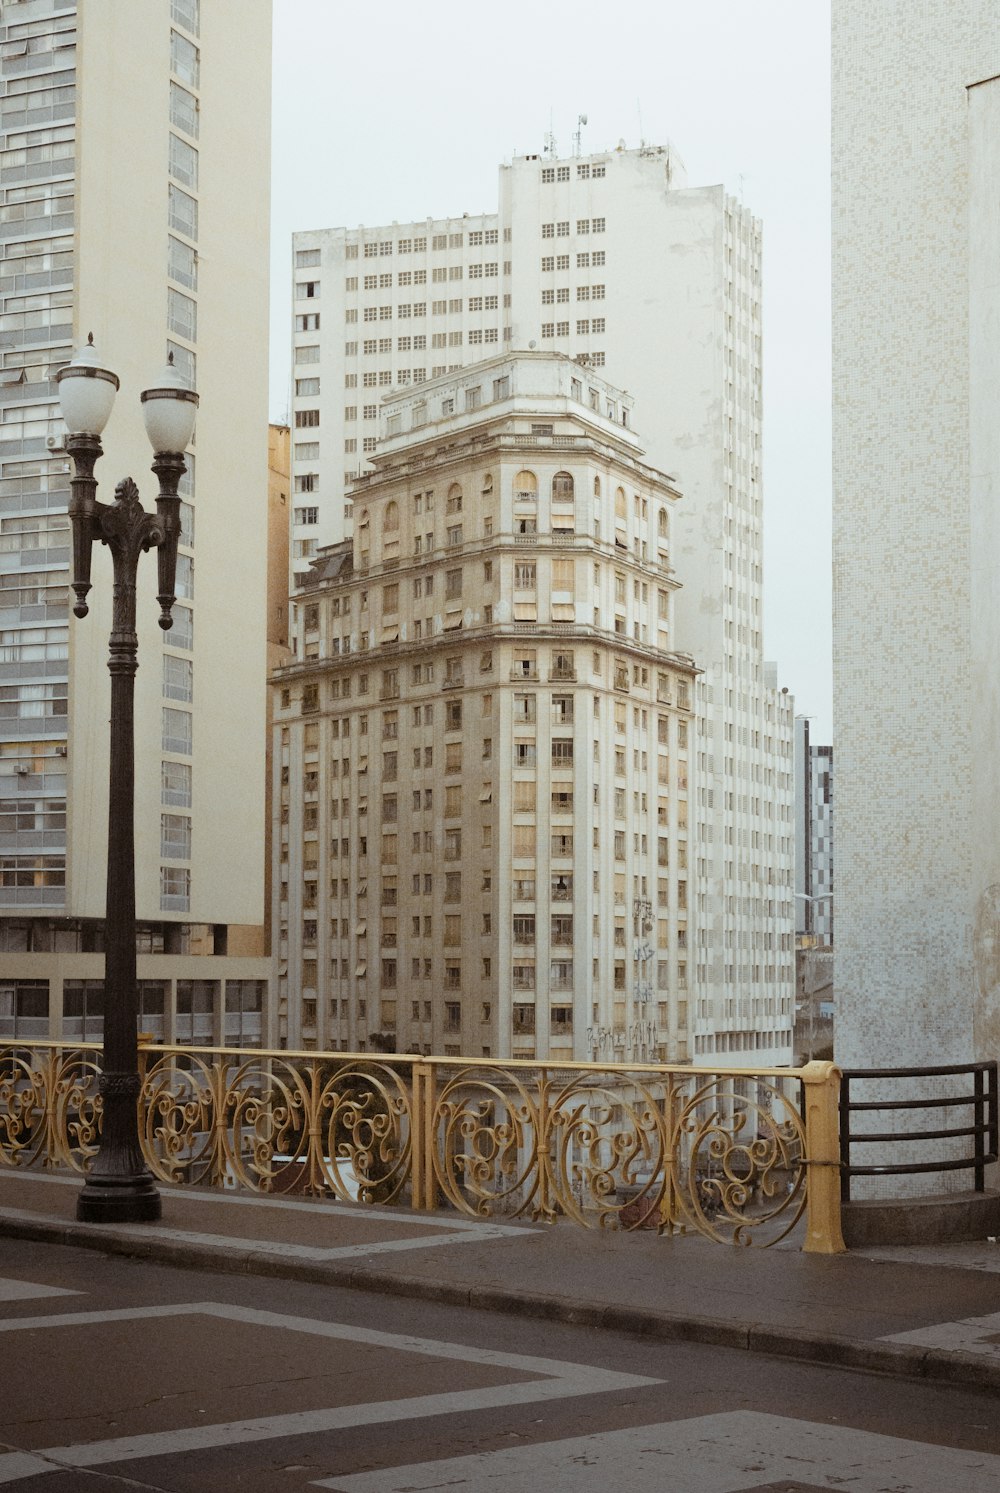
[57,337,198,1224]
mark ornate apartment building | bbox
[274,354,702,1061]
[289,143,796,1064]
[0,0,272,1044]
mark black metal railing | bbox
[839,1061,999,1201]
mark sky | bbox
[270,0,832,739]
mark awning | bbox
[551,603,575,621]
[354,962,367,977]
[513,602,537,620]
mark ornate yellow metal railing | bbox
[0,1042,845,1252]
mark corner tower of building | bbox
[274,353,700,1060]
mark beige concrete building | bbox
[273,354,697,1061]
[0,0,272,1044]
[263,424,292,972]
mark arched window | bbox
[383,500,399,533]
[357,510,370,566]
[514,470,537,503]
[551,471,574,503]
[614,486,627,520]
[593,476,602,498]
[481,472,494,495]
[657,508,668,539]
[446,482,463,514]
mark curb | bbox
[0,1209,995,1394]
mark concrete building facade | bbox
[0,0,272,1044]
[274,354,701,1061]
[794,716,833,947]
[832,2,1000,1070]
[291,144,795,1065]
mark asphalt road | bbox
[0,1235,998,1492]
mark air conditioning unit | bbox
[46,433,66,453]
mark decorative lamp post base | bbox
[76,1072,161,1224]
[77,1175,162,1224]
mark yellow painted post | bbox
[411,1062,437,1211]
[44,1047,58,1169]
[537,1067,552,1221]
[800,1060,847,1253]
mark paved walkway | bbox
[3,1170,1000,1392]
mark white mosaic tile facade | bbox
[833,2,1000,1072]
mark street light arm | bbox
[151,450,187,631]
[66,432,103,618]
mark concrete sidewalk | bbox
[3,1169,1000,1393]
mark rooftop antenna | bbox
[637,97,645,148]
[574,112,588,157]
[544,109,557,157]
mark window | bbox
[162,759,191,807]
[226,979,264,1051]
[163,654,192,701]
[0,982,49,1040]
[161,812,191,859]
[513,914,535,944]
[168,183,198,240]
[552,471,574,503]
[162,707,192,754]
[171,0,200,34]
[296,313,320,332]
[157,866,189,912]
[513,1004,535,1035]
[170,29,199,87]
[169,132,198,189]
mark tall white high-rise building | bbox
[832,2,1000,1072]
[0,0,272,1044]
[291,143,794,1064]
